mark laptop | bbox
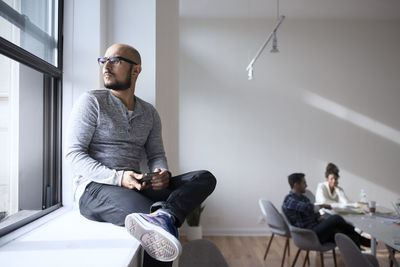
[373,200,400,220]
[392,200,400,216]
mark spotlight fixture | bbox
[246,0,285,80]
[270,32,279,53]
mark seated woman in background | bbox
[315,163,351,206]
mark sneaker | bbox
[125,212,182,262]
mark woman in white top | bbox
[315,163,351,206]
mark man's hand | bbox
[318,204,332,210]
[151,168,170,190]
[121,171,151,191]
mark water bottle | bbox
[360,189,367,203]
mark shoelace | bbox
[141,213,179,239]
[157,214,179,239]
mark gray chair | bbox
[281,212,337,267]
[335,233,379,267]
[303,189,315,204]
[178,239,229,267]
[259,199,291,267]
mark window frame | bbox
[0,0,63,237]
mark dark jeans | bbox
[79,170,216,267]
[312,214,361,246]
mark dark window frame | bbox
[0,0,63,237]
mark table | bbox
[343,214,400,267]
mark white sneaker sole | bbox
[125,213,182,262]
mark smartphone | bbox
[139,171,160,184]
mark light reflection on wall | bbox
[303,91,400,145]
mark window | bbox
[0,0,62,236]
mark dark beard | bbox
[104,65,132,91]
[104,76,131,91]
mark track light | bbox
[246,15,285,80]
[270,32,279,53]
[247,66,253,80]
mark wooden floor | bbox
[182,235,399,267]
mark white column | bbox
[155,0,180,174]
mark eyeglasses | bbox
[97,56,137,66]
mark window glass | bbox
[0,54,44,229]
[0,0,61,236]
[0,0,59,66]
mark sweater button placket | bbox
[126,112,130,133]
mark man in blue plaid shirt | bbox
[282,173,370,247]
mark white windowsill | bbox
[0,207,141,267]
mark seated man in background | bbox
[66,43,216,266]
[282,173,369,247]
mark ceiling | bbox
[180,0,400,20]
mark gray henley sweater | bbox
[66,89,168,201]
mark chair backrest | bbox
[280,210,331,251]
[258,199,290,237]
[335,233,378,267]
[303,189,315,204]
[179,239,229,267]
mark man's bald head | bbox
[105,43,141,65]
[102,44,142,92]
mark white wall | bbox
[62,1,400,235]
[105,0,157,104]
[179,18,400,234]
